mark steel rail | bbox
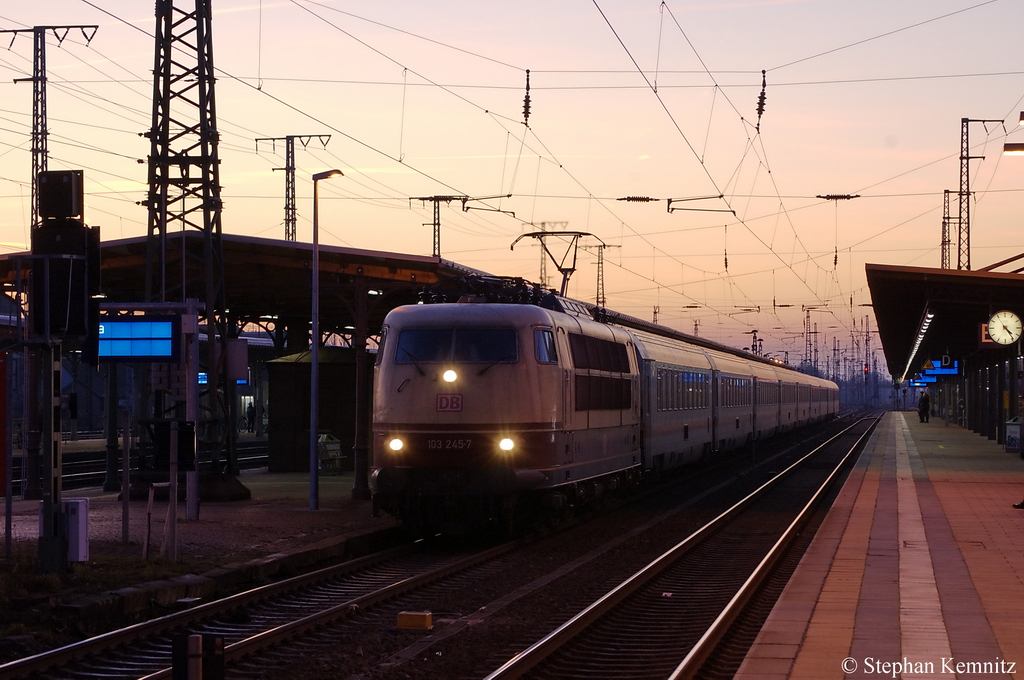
[484,417,875,680]
[0,541,423,679]
[667,415,879,679]
[137,539,520,680]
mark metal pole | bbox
[308,170,341,510]
[103,364,119,491]
[186,299,199,520]
[351,285,371,500]
[121,408,130,544]
[310,177,320,510]
[3,352,10,558]
[168,419,178,561]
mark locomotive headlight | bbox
[388,438,404,452]
[443,369,457,383]
[499,438,515,451]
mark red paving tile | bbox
[736,412,1024,679]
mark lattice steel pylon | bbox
[255,135,331,241]
[145,0,224,309]
[1,26,98,229]
[581,242,620,307]
[958,117,1002,271]
[144,0,235,473]
[941,189,956,269]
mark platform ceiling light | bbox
[499,438,515,451]
[388,438,404,451]
[443,369,457,383]
[900,309,934,383]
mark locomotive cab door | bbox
[638,355,654,468]
[710,370,720,452]
[556,326,574,464]
[752,376,759,442]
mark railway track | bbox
[484,415,878,679]
[0,418,869,679]
[5,443,269,495]
[0,539,517,679]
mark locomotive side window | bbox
[568,333,630,372]
[394,328,518,364]
[535,329,558,364]
[575,375,631,410]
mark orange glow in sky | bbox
[1,0,1022,368]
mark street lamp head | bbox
[313,169,344,181]
[1004,143,1024,156]
[1019,111,1024,126]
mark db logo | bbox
[436,394,463,412]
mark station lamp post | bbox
[1004,111,1024,155]
[310,169,343,510]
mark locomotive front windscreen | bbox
[395,328,518,364]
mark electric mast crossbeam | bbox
[412,194,513,257]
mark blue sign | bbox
[923,359,959,376]
[98,316,181,362]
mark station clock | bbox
[987,310,1022,345]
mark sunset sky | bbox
[1,0,1023,373]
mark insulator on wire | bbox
[755,69,767,133]
[617,196,658,202]
[522,69,531,126]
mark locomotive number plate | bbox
[427,439,473,450]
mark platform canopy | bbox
[866,262,1024,381]
[0,232,486,344]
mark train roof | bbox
[419,275,834,386]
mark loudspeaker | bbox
[31,218,96,338]
[38,170,83,219]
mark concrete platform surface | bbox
[736,411,1024,679]
[1,468,400,617]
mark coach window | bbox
[535,328,558,364]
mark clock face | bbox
[988,310,1022,345]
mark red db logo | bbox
[436,394,463,412]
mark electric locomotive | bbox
[371,276,838,534]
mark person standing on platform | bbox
[918,391,930,423]
[246,402,255,432]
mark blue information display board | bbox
[98,316,181,362]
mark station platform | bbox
[736,411,1024,679]
[1,466,401,619]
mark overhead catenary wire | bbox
[0,0,1010,347]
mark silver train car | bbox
[371,278,838,534]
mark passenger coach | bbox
[371,277,838,533]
